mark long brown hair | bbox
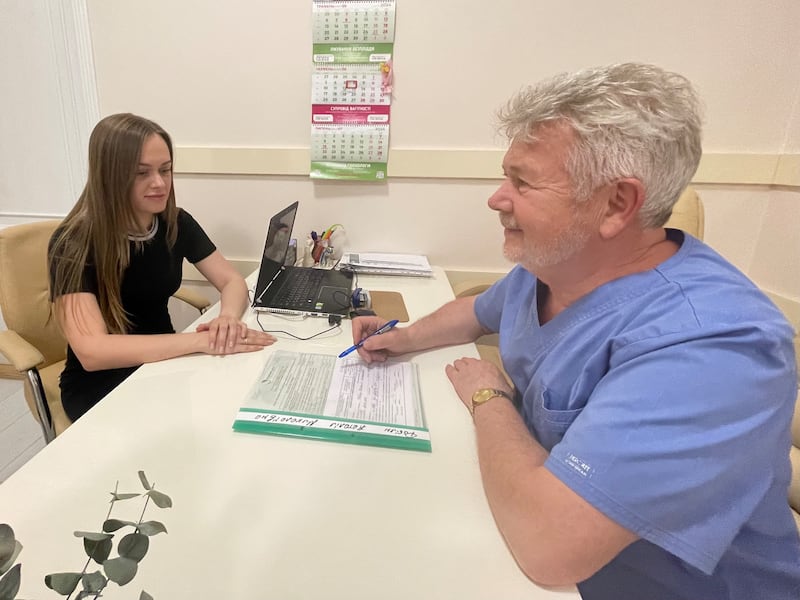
[50,113,179,333]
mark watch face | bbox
[471,388,508,414]
[473,389,498,404]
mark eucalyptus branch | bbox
[0,471,172,600]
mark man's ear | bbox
[598,178,645,239]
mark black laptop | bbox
[252,202,354,318]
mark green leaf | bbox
[140,591,154,600]
[0,541,22,577]
[118,533,149,562]
[0,525,15,565]
[44,572,82,595]
[81,570,106,592]
[110,492,140,501]
[103,556,138,586]
[146,490,173,509]
[74,530,114,541]
[76,591,95,600]
[137,521,167,536]
[0,564,21,600]
[138,471,152,491]
[84,536,113,563]
[102,519,136,533]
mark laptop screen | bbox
[259,202,298,279]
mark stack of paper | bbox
[233,350,430,452]
[339,252,433,277]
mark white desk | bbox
[0,268,578,599]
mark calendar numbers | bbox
[313,1,396,44]
[311,124,388,163]
[310,1,395,180]
[312,65,389,105]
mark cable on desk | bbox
[255,312,342,340]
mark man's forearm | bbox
[472,399,638,586]
[406,296,488,352]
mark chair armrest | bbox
[172,286,212,313]
[0,330,45,372]
[451,281,492,298]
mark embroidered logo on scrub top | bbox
[564,453,594,478]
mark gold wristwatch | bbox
[470,388,512,416]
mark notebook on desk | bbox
[252,202,354,318]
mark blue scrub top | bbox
[475,230,800,599]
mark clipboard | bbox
[369,290,409,322]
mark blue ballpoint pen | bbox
[338,319,399,358]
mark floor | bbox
[0,376,45,483]
[0,304,46,483]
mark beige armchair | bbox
[790,334,800,530]
[0,220,211,443]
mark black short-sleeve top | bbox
[48,208,216,421]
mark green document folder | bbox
[233,350,431,453]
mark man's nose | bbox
[488,180,513,212]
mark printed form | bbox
[244,350,423,427]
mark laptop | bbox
[252,202,354,318]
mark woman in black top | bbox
[49,113,275,421]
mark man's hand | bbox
[351,316,409,363]
[445,356,512,412]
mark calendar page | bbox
[310,124,388,180]
[312,64,390,106]
[309,0,396,181]
[312,0,396,44]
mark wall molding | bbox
[174,147,800,188]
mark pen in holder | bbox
[320,246,336,268]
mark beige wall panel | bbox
[174,175,507,271]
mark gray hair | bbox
[497,63,703,227]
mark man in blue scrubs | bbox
[351,63,800,599]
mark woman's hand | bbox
[197,316,259,354]
[198,325,276,356]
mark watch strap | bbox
[470,388,512,416]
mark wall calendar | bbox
[310,0,396,180]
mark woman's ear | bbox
[598,178,646,239]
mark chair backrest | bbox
[666,186,705,240]
[789,334,800,528]
[0,220,67,367]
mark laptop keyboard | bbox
[272,269,326,308]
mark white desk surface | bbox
[0,267,578,599]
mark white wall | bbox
[1,1,797,309]
[86,0,800,152]
[82,0,800,305]
[0,1,97,217]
